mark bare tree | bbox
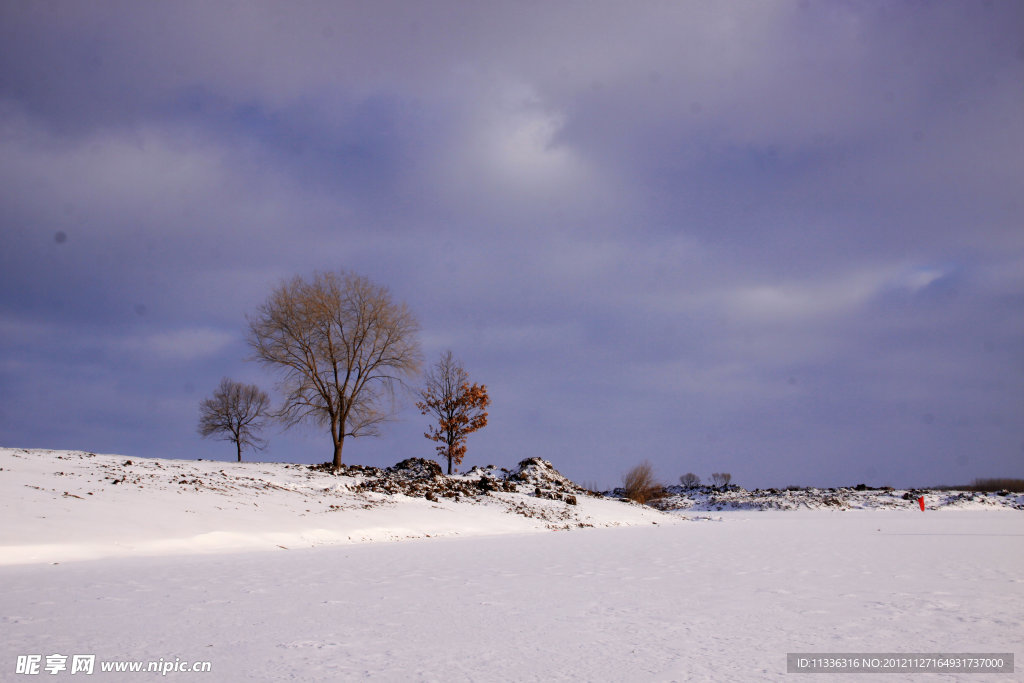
[198,378,270,462]
[247,270,422,471]
[680,472,701,488]
[623,460,665,505]
[710,472,732,488]
[416,350,490,475]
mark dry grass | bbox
[622,461,665,505]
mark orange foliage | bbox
[416,352,491,474]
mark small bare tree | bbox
[416,351,490,475]
[248,271,422,471]
[680,472,701,488]
[710,472,732,488]
[198,378,270,462]
[623,460,664,505]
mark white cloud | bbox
[427,76,605,213]
[896,267,946,292]
[124,328,236,362]
[718,265,914,322]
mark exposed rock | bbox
[388,458,443,481]
[511,457,586,494]
[307,462,384,477]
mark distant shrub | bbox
[710,472,732,488]
[679,472,700,488]
[623,461,665,505]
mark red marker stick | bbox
[918,496,925,511]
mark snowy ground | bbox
[0,448,667,565]
[652,484,1024,512]
[2,448,1022,681]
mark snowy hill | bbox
[3,446,1020,567]
[0,447,669,565]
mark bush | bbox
[623,461,665,505]
[679,472,700,488]
[710,472,732,488]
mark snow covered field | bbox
[2,448,1021,681]
[0,448,668,565]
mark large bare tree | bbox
[248,270,422,471]
[416,350,490,475]
[197,377,270,462]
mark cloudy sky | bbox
[2,1,1022,489]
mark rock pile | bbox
[307,456,586,505]
[508,457,585,505]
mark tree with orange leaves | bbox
[416,350,490,475]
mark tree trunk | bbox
[236,440,242,463]
[447,454,452,475]
[332,437,344,473]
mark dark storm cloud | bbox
[1,0,1021,487]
